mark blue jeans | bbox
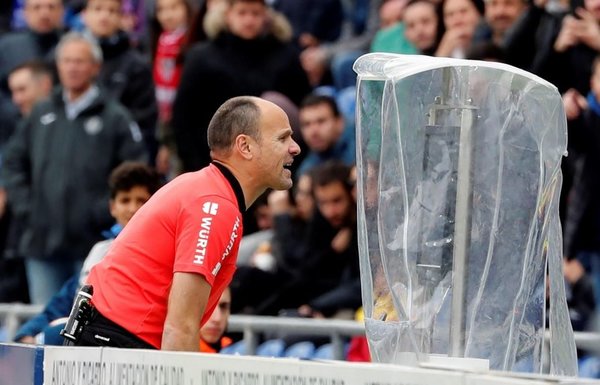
[25,259,83,304]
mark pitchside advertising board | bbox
[40,346,588,385]
[1,344,596,385]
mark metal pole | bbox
[449,100,475,357]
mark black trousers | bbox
[73,310,156,349]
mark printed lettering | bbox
[193,217,213,264]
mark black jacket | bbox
[2,87,147,260]
[97,31,158,151]
[563,109,600,258]
[172,32,311,172]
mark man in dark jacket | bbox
[172,0,311,173]
[0,0,65,160]
[1,32,147,304]
[231,161,360,317]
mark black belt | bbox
[83,309,157,350]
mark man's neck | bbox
[65,85,92,102]
[212,159,258,209]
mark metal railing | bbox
[227,314,364,359]
[2,303,600,360]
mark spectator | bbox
[231,162,360,318]
[471,0,528,47]
[7,61,53,117]
[435,0,483,58]
[0,61,54,303]
[1,32,147,304]
[296,161,360,318]
[172,0,310,173]
[13,162,161,344]
[561,55,600,309]
[0,0,65,162]
[499,0,565,71]
[150,0,195,179]
[199,287,233,353]
[82,0,159,162]
[296,94,355,176]
[402,0,443,55]
[0,0,64,90]
[537,0,600,95]
[370,0,419,54]
[300,0,383,89]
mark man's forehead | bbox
[9,68,33,82]
[26,0,62,6]
[315,181,347,195]
[258,103,291,128]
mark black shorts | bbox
[73,310,156,349]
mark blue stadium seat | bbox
[220,340,246,355]
[256,339,285,357]
[312,343,334,360]
[283,341,315,359]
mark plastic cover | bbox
[354,53,577,375]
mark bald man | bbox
[78,96,301,351]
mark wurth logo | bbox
[202,202,219,215]
[193,217,213,265]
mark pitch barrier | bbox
[2,343,600,385]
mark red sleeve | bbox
[173,195,242,286]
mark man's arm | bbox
[161,272,211,351]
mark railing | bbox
[227,315,364,359]
[2,303,600,360]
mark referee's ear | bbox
[235,134,254,160]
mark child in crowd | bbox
[199,287,233,353]
[13,162,161,345]
[151,0,195,179]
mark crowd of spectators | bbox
[0,0,600,372]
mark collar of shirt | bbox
[63,85,100,120]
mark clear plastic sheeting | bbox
[354,53,577,376]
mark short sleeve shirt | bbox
[87,163,245,348]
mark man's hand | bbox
[563,258,585,284]
[562,88,587,120]
[435,28,472,57]
[573,8,600,51]
[554,15,580,52]
[18,336,36,344]
[161,272,210,351]
[331,227,352,253]
[300,46,327,86]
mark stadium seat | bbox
[284,341,315,359]
[256,339,285,357]
[312,343,334,360]
[220,340,246,355]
